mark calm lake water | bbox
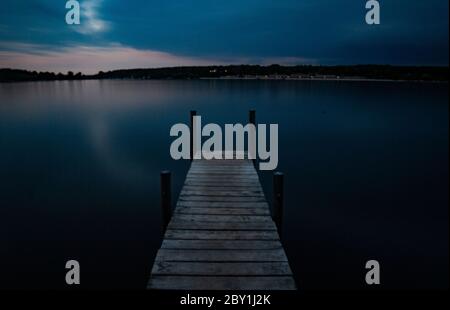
[0,80,448,290]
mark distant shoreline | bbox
[1,65,448,83]
[200,76,448,83]
[1,76,448,84]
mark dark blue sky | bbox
[0,0,448,73]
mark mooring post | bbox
[190,110,197,161]
[249,110,256,164]
[160,170,172,232]
[249,109,256,125]
[273,172,284,237]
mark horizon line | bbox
[1,63,449,76]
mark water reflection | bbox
[0,79,448,289]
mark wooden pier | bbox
[147,152,296,290]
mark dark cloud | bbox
[0,0,448,66]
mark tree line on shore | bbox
[1,65,448,82]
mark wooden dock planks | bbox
[148,157,296,290]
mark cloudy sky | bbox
[0,0,448,73]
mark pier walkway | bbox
[148,155,296,290]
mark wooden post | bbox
[273,172,284,237]
[190,110,197,161]
[249,110,256,164]
[160,170,172,232]
[249,109,256,125]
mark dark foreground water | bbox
[0,80,448,290]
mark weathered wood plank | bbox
[167,220,276,231]
[191,161,252,165]
[188,169,255,174]
[186,174,259,179]
[180,189,265,197]
[184,179,260,185]
[148,276,296,290]
[187,175,257,180]
[151,261,292,276]
[184,180,260,187]
[170,214,273,223]
[191,160,250,165]
[187,173,257,178]
[162,239,283,250]
[181,185,262,191]
[176,201,269,208]
[164,230,279,240]
[178,196,266,202]
[189,166,253,171]
[188,169,256,174]
[175,207,270,215]
[187,169,255,174]
[182,185,263,191]
[189,166,256,170]
[155,249,288,262]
